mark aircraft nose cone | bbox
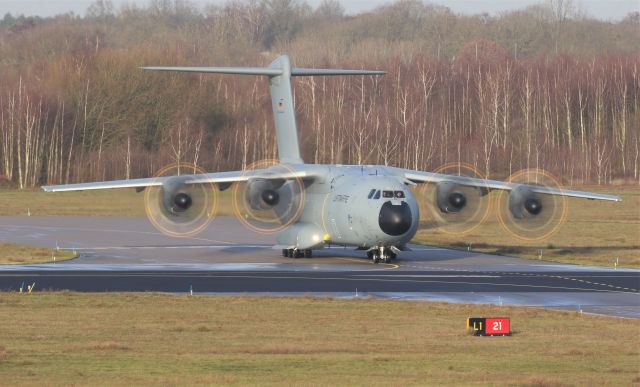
[378,201,413,236]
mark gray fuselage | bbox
[276,165,420,250]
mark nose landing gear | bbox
[367,246,397,264]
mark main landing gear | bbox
[367,246,397,264]
[282,249,312,258]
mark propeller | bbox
[144,163,218,237]
[232,159,305,234]
[417,162,492,236]
[497,169,568,241]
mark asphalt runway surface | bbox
[0,216,638,318]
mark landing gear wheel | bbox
[287,249,294,258]
[378,247,389,264]
[282,249,288,257]
[372,251,380,264]
[294,249,303,258]
[304,249,312,258]
[389,252,397,261]
[367,250,374,259]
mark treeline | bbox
[0,0,638,188]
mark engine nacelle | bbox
[161,176,193,215]
[436,181,468,213]
[245,178,281,211]
[508,186,543,219]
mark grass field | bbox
[0,293,637,386]
[0,244,76,265]
[0,188,237,217]
[0,186,637,268]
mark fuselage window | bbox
[373,190,381,199]
[383,190,394,198]
[367,189,376,199]
[394,190,405,198]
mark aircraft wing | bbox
[41,169,315,192]
[393,168,621,202]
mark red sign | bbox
[485,318,510,335]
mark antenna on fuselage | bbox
[142,55,385,165]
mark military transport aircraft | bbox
[42,55,620,263]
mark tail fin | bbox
[143,55,385,165]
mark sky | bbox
[1,0,638,20]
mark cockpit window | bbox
[382,190,394,198]
[367,189,376,199]
[373,190,381,199]
[394,190,405,198]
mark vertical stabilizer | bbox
[267,55,303,164]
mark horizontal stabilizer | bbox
[141,66,283,76]
[142,66,385,77]
[291,68,385,76]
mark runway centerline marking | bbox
[396,264,640,293]
[62,244,269,251]
[337,257,399,269]
[353,274,501,278]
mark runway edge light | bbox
[467,317,511,336]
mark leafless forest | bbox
[0,0,638,188]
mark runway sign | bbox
[467,317,510,336]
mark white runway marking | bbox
[61,244,269,251]
[353,274,501,278]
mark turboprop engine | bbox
[424,180,491,236]
[160,176,194,215]
[245,178,282,211]
[495,169,569,241]
[145,173,217,237]
[435,181,489,214]
[233,175,304,233]
[436,181,468,213]
[508,186,543,219]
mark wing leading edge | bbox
[41,169,315,193]
[395,168,621,202]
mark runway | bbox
[0,216,638,318]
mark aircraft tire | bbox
[372,252,380,264]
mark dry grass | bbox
[415,186,640,268]
[0,293,637,385]
[87,341,130,351]
[0,243,76,264]
[0,188,146,216]
[0,188,237,217]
